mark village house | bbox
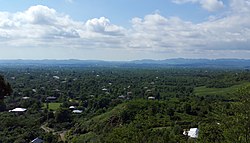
[148,96,155,100]
[183,128,199,138]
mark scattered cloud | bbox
[0,1,250,59]
[172,0,224,12]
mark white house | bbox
[183,128,199,138]
[9,108,27,112]
[72,110,83,114]
[148,96,155,100]
[22,96,30,100]
[102,88,108,91]
[69,106,75,109]
[53,76,60,79]
[118,95,126,99]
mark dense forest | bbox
[0,65,250,143]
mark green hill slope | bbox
[67,100,196,143]
[194,82,250,97]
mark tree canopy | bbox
[0,75,12,99]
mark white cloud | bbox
[126,0,250,57]
[0,5,81,39]
[172,0,224,12]
[85,17,125,36]
[128,10,250,55]
[0,5,127,54]
[0,2,250,60]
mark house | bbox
[31,137,44,143]
[46,96,57,102]
[102,88,108,91]
[69,106,75,110]
[118,95,126,99]
[53,76,60,80]
[22,96,30,100]
[9,108,27,112]
[183,128,199,138]
[148,96,155,100]
[72,110,83,114]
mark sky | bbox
[0,0,249,60]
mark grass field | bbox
[194,82,250,96]
[43,103,62,110]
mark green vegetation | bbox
[0,66,249,142]
[43,103,62,110]
[0,75,12,111]
[195,82,250,96]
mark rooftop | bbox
[31,137,44,143]
[72,110,83,114]
[9,108,27,112]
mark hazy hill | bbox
[0,59,249,68]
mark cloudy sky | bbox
[0,0,249,60]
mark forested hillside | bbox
[0,66,249,142]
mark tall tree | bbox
[0,75,12,111]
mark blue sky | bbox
[0,0,219,25]
[0,0,249,60]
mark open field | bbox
[43,103,62,110]
[194,82,250,96]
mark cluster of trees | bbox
[0,75,12,111]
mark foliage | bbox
[43,102,62,110]
[0,75,12,111]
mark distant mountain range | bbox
[0,59,249,69]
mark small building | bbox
[148,96,155,100]
[183,128,199,138]
[69,106,75,110]
[102,88,108,91]
[46,96,57,102]
[22,96,30,100]
[118,95,126,99]
[72,110,83,114]
[61,81,67,83]
[31,137,44,143]
[9,108,27,112]
[53,76,60,79]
